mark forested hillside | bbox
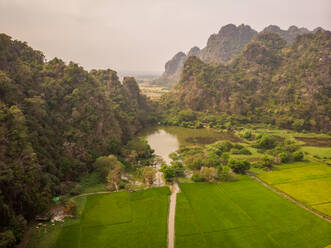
[161,30,331,131]
[0,34,157,244]
[153,24,319,88]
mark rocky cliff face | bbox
[187,46,201,57]
[152,52,187,87]
[155,24,322,88]
[262,25,314,43]
[153,24,258,88]
[161,30,331,131]
[199,24,258,64]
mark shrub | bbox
[228,159,250,174]
[160,165,176,181]
[256,135,276,149]
[142,166,156,186]
[178,110,197,122]
[0,231,16,248]
[203,151,220,167]
[221,153,230,165]
[184,154,204,170]
[293,151,304,161]
[239,148,252,155]
[192,172,203,182]
[256,133,262,139]
[171,161,185,177]
[261,156,273,169]
[233,144,244,150]
[70,184,82,196]
[218,165,230,181]
[292,119,305,131]
[242,129,252,139]
[210,141,233,154]
[279,152,291,163]
[251,162,262,168]
[230,148,240,154]
[200,167,217,181]
[118,180,128,190]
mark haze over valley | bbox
[0,1,330,248]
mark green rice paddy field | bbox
[257,161,331,217]
[28,187,170,248]
[176,179,331,248]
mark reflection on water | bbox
[146,129,179,164]
[143,126,241,165]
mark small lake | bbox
[142,126,241,164]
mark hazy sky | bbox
[0,0,330,73]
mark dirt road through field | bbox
[168,182,180,248]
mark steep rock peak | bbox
[173,51,186,59]
[218,23,237,35]
[123,77,140,100]
[288,25,299,32]
[313,27,324,32]
[264,25,282,33]
[164,51,187,76]
[187,46,200,57]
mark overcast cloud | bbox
[0,0,330,73]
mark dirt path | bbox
[154,171,165,187]
[72,191,111,198]
[168,182,180,248]
[17,222,35,248]
[251,175,331,223]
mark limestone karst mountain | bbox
[154,24,321,88]
[161,30,331,131]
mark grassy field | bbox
[301,146,331,164]
[176,179,331,248]
[138,82,169,99]
[257,161,331,216]
[28,187,170,248]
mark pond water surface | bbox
[142,126,241,164]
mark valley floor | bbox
[176,179,331,248]
[27,175,331,248]
[27,188,170,248]
[257,160,331,217]
[26,126,331,248]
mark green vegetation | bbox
[257,161,331,216]
[161,30,331,132]
[0,33,158,243]
[160,161,185,181]
[176,179,331,248]
[28,187,170,248]
[1,25,331,247]
[301,146,331,164]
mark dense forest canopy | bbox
[0,25,330,247]
[0,33,157,246]
[153,24,322,88]
[161,30,331,131]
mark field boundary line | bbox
[251,175,331,223]
[309,201,331,206]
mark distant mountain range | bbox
[161,29,331,131]
[153,24,324,88]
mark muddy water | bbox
[143,126,240,164]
